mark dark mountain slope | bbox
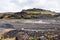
[0,8,59,19]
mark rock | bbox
[16,32,29,40]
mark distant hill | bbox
[22,8,56,15]
[0,8,59,19]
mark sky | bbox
[0,0,60,12]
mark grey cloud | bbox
[0,0,60,12]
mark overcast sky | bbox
[0,0,60,12]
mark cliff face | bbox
[0,8,59,19]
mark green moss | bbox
[29,37,38,40]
